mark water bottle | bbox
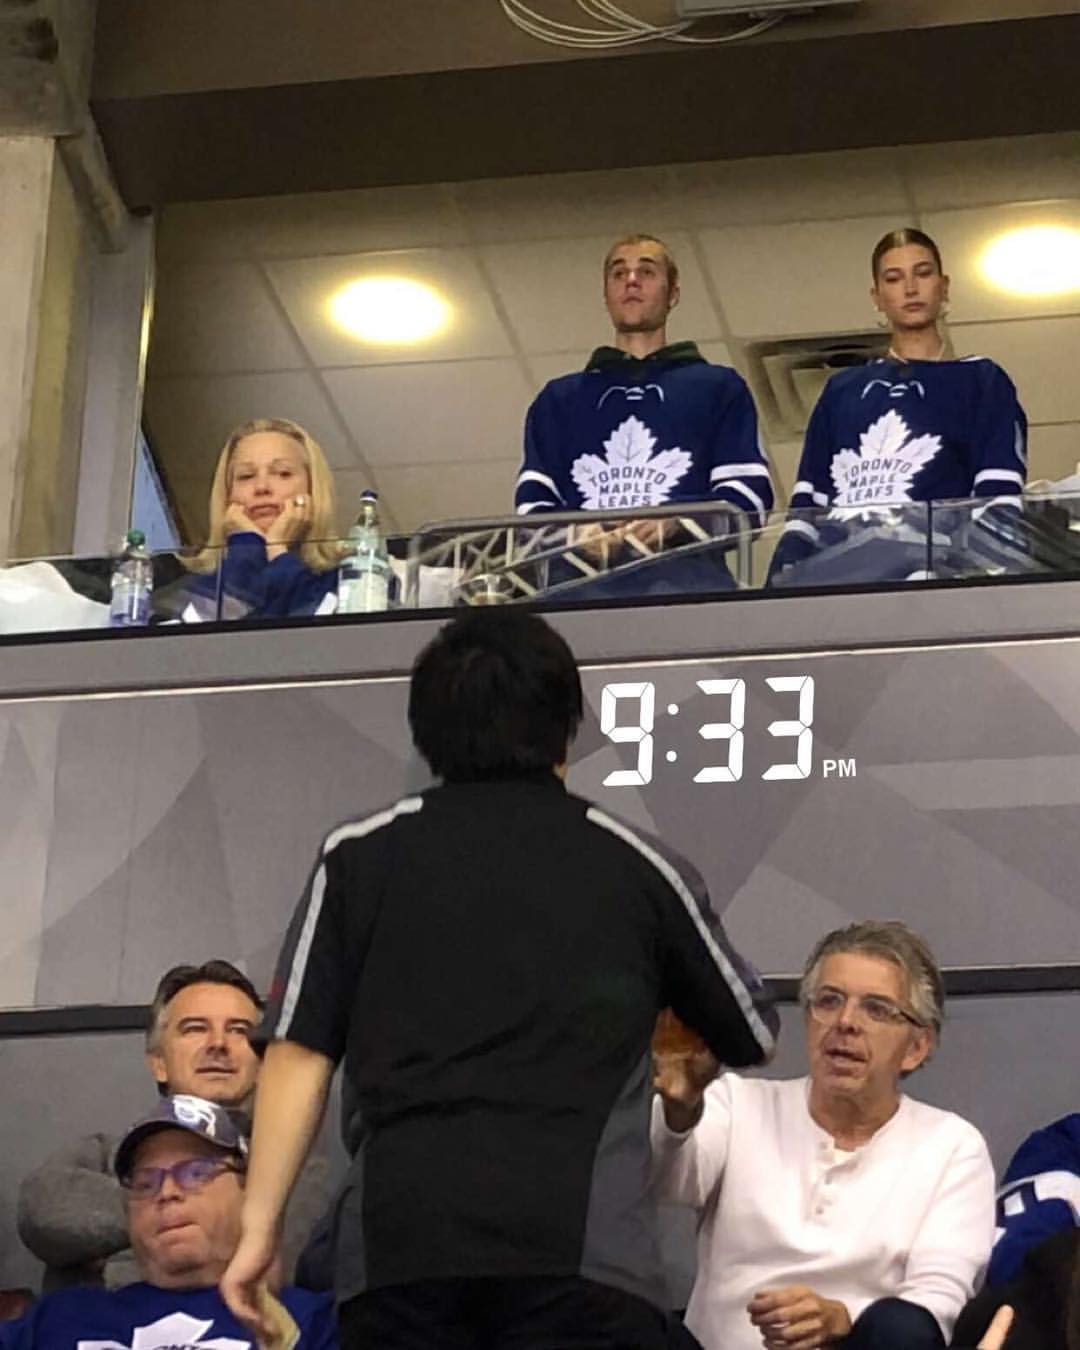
[338,491,392,613]
[109,529,153,627]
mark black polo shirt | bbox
[264,773,777,1308]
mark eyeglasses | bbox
[805,987,924,1030]
[120,1156,244,1201]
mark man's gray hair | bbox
[799,920,945,1040]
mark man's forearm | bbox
[243,1040,334,1235]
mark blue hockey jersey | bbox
[772,355,1028,575]
[0,1283,336,1350]
[989,1112,1080,1285]
[516,343,773,526]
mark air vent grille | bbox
[746,333,884,438]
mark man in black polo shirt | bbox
[221,609,778,1349]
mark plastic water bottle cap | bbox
[361,490,378,502]
[126,528,146,548]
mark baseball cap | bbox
[114,1093,249,1183]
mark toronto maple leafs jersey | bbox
[989,1112,1080,1285]
[516,342,773,525]
[791,354,1025,521]
[0,1284,335,1350]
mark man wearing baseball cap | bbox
[0,1097,335,1350]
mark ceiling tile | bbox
[697,340,734,370]
[905,133,1080,212]
[148,261,308,377]
[323,360,531,468]
[699,217,901,339]
[525,351,593,391]
[353,460,520,535]
[455,165,684,244]
[481,232,720,355]
[156,184,467,263]
[264,248,514,367]
[675,148,909,228]
[144,371,361,475]
[922,203,1080,323]
[950,316,1080,424]
[1027,423,1080,486]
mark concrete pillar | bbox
[0,136,55,562]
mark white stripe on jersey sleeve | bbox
[781,517,821,543]
[793,479,829,507]
[974,468,1025,489]
[971,495,1023,520]
[585,806,776,1058]
[717,479,767,516]
[516,470,564,501]
[517,500,555,515]
[275,796,424,1037]
[710,463,772,481]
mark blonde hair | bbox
[189,418,341,574]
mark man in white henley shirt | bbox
[652,920,995,1350]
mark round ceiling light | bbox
[328,276,452,343]
[979,224,1080,298]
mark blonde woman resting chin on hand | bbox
[185,418,343,619]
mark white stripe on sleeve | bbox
[793,480,829,507]
[718,480,767,516]
[710,463,772,481]
[275,797,424,1037]
[973,468,1025,489]
[516,470,563,501]
[585,807,776,1058]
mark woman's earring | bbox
[875,310,890,329]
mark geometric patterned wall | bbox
[2,638,1079,1012]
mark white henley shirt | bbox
[651,1075,995,1350]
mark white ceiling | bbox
[145,130,1080,537]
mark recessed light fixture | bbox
[979,224,1080,298]
[328,277,451,343]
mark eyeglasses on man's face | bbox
[805,986,924,1030]
[121,1155,244,1201]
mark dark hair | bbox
[408,609,583,782]
[871,228,944,281]
[146,960,263,1057]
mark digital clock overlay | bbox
[0,638,1078,1008]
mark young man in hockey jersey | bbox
[770,227,1028,585]
[515,234,774,598]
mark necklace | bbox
[888,336,946,363]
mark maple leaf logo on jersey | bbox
[830,409,941,511]
[79,1312,250,1350]
[570,416,692,510]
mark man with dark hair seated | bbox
[653,921,995,1350]
[0,1097,335,1350]
[18,961,328,1290]
[220,608,779,1350]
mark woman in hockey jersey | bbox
[769,228,1028,586]
[183,418,342,619]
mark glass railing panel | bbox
[405,502,753,607]
[760,503,936,589]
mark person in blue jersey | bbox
[988,1113,1080,1286]
[182,419,341,619]
[516,234,773,598]
[0,1096,335,1350]
[770,228,1028,585]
